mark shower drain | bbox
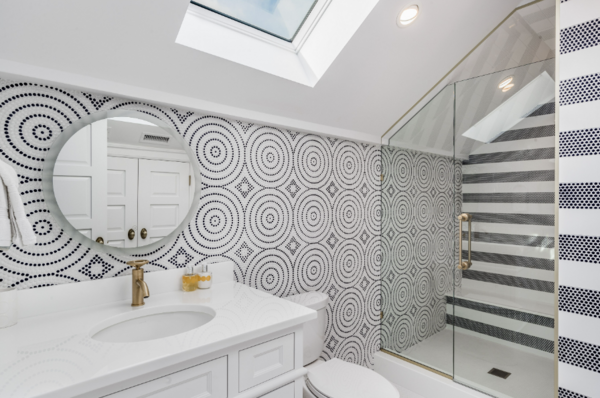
[488,368,511,379]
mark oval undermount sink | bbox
[91,305,216,343]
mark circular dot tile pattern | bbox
[559,234,600,263]
[559,285,600,319]
[560,182,600,209]
[559,128,600,157]
[559,73,600,106]
[558,387,589,398]
[0,79,381,368]
[560,18,600,55]
[380,145,461,353]
[559,336,600,374]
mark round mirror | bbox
[44,111,200,254]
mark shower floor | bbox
[397,328,554,398]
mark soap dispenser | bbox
[198,262,212,289]
[182,264,199,292]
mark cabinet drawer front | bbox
[239,334,295,392]
[107,356,227,398]
[260,383,295,398]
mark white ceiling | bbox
[0,0,525,144]
[517,0,556,52]
[384,0,556,143]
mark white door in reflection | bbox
[54,120,108,243]
[106,157,138,248]
[138,159,190,246]
[53,117,195,249]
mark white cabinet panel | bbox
[106,356,227,398]
[138,159,189,246]
[150,171,180,195]
[53,176,92,219]
[106,157,138,248]
[239,334,294,392]
[55,124,92,166]
[54,120,107,242]
[107,205,125,232]
[106,239,125,248]
[107,170,126,196]
[150,204,179,228]
[260,383,295,398]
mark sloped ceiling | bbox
[383,0,556,145]
[517,0,556,52]
[0,0,524,144]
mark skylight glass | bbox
[191,0,318,42]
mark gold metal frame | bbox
[381,0,544,141]
[380,349,452,380]
[553,1,560,396]
[379,3,559,393]
[457,213,472,270]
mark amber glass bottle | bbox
[182,264,199,292]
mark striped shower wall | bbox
[558,1,600,397]
[452,101,556,355]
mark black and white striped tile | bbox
[447,315,554,354]
[449,296,554,327]
[559,1,600,396]
[559,387,589,398]
[447,295,554,357]
[461,102,556,318]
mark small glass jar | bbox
[198,262,213,290]
[182,265,199,292]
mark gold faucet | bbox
[127,260,150,306]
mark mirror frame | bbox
[43,110,202,256]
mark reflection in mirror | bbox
[53,117,194,248]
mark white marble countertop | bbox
[0,279,315,398]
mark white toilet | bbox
[285,292,399,398]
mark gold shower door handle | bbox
[458,213,472,270]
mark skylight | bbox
[177,0,379,86]
[190,0,318,42]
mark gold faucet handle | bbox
[458,213,472,221]
[127,260,149,269]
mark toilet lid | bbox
[307,359,399,398]
[284,291,329,311]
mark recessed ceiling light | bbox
[502,84,515,92]
[498,76,513,89]
[398,5,419,27]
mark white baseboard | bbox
[393,383,427,398]
[374,351,490,398]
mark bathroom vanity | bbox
[0,112,317,397]
[0,263,316,398]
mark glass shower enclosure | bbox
[381,59,556,398]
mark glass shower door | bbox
[382,58,556,398]
[381,84,458,377]
[452,59,556,398]
[381,58,555,397]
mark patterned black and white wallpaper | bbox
[380,145,461,352]
[558,1,600,397]
[0,79,381,368]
